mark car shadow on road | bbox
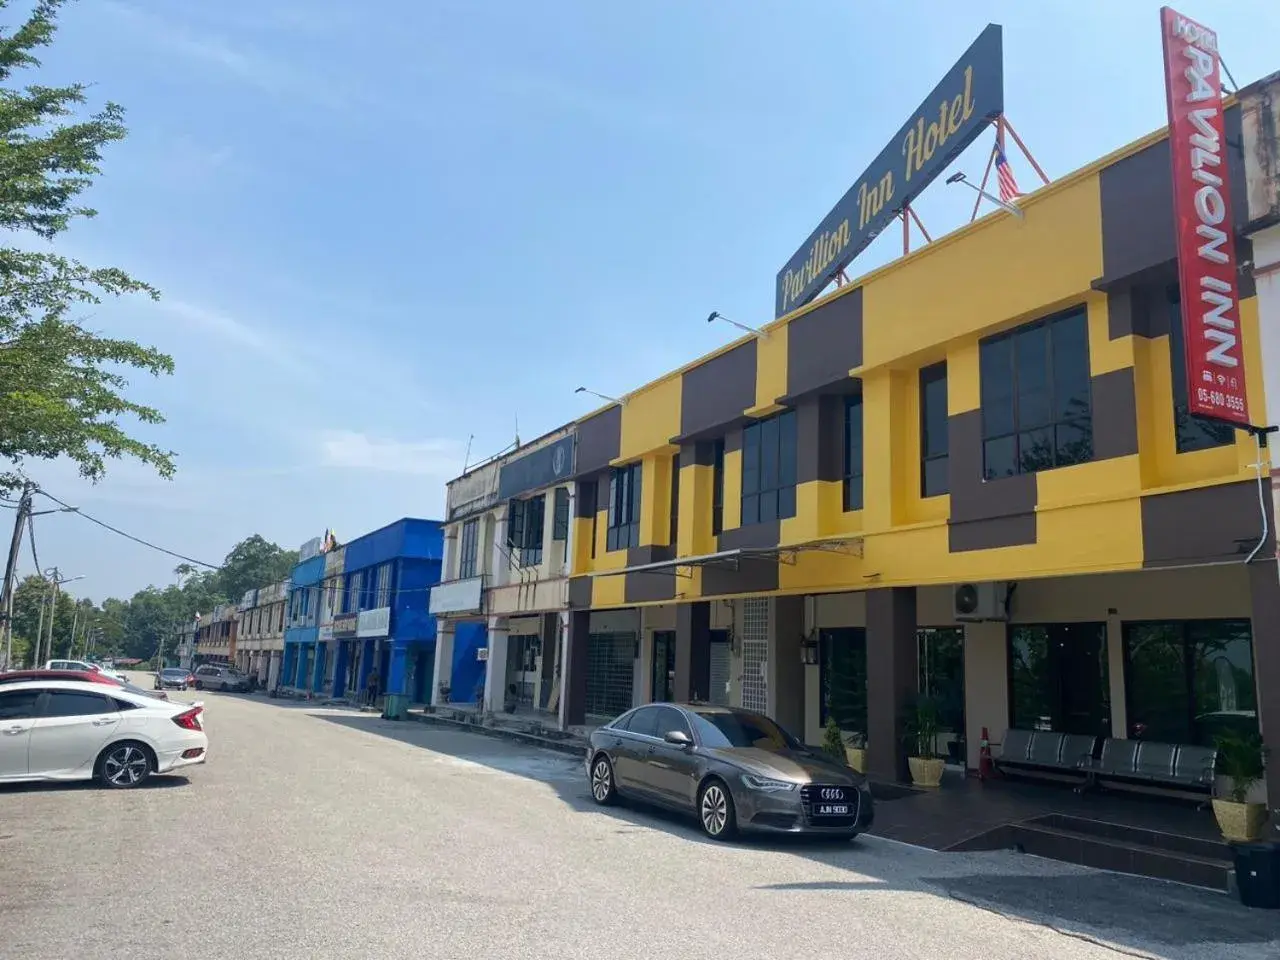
[311,711,1280,956]
[0,775,190,794]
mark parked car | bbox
[155,668,195,691]
[586,703,875,841]
[192,664,250,692]
[0,679,207,788]
[45,659,130,685]
[4,669,167,702]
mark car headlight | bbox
[741,773,797,792]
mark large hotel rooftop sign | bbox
[1160,7,1250,426]
[775,24,1004,319]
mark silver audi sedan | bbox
[585,702,874,841]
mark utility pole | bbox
[43,566,60,666]
[66,606,80,660]
[0,482,33,671]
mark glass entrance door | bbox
[1009,623,1110,736]
[819,628,867,737]
[652,631,675,702]
[918,627,966,765]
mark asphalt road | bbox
[1,681,1277,960]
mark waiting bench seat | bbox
[1080,738,1217,794]
[996,729,1097,777]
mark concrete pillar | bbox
[332,641,350,698]
[295,645,309,689]
[311,642,325,693]
[1105,614,1128,740]
[484,619,509,712]
[267,651,280,693]
[538,613,559,709]
[674,602,711,702]
[1248,559,1280,833]
[766,596,805,736]
[432,622,455,705]
[962,622,1008,769]
[562,610,589,727]
[866,587,918,783]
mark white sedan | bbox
[0,679,208,788]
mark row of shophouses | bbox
[177,80,1280,807]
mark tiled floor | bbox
[867,771,1222,850]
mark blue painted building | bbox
[330,518,444,714]
[282,537,327,693]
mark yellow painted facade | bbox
[570,123,1266,609]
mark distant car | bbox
[0,679,207,788]
[45,659,130,685]
[192,664,250,692]
[586,703,875,841]
[155,668,194,691]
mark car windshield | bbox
[688,710,803,752]
[162,669,187,677]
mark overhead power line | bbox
[33,488,221,570]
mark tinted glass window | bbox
[42,691,114,718]
[688,711,800,751]
[919,362,949,497]
[0,689,41,720]
[843,396,864,511]
[741,411,797,525]
[652,705,691,741]
[626,706,660,738]
[1166,286,1235,454]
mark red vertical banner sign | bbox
[1160,7,1250,426]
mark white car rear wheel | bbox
[97,742,154,789]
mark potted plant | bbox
[844,729,868,773]
[820,718,867,772]
[903,696,945,788]
[1212,732,1268,843]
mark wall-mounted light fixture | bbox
[801,634,820,666]
[945,172,1024,219]
[574,386,623,405]
[707,311,768,337]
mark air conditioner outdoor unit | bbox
[952,582,1009,622]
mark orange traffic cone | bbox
[978,726,994,780]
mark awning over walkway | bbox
[588,535,864,580]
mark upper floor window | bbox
[1166,285,1234,454]
[344,570,362,614]
[711,439,725,535]
[920,362,949,497]
[843,396,863,511]
[508,494,546,566]
[742,410,797,525]
[607,463,641,551]
[458,518,479,578]
[669,454,680,546]
[980,308,1093,480]
[552,487,570,542]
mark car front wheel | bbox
[698,778,738,840]
[97,742,154,789]
[589,755,617,805]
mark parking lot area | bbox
[1,688,1276,960]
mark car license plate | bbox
[816,803,849,816]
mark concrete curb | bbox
[407,711,588,758]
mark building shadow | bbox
[311,711,1280,954]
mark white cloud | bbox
[318,431,464,477]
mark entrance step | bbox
[957,812,1234,892]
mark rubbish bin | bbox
[382,693,409,721]
[1234,842,1280,909]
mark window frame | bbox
[980,307,1094,480]
[458,518,480,579]
[606,463,642,552]
[552,487,570,542]
[843,395,864,512]
[711,439,725,536]
[740,410,797,526]
[919,361,949,497]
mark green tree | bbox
[0,0,174,492]
[211,535,298,602]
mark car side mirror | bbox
[663,729,693,748]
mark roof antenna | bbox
[462,434,474,472]
[514,413,521,448]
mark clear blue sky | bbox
[17,0,1280,602]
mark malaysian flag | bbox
[995,145,1021,203]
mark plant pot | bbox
[908,756,945,788]
[1212,798,1268,843]
[844,747,867,773]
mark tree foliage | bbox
[4,533,298,665]
[0,0,174,493]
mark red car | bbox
[0,669,169,700]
